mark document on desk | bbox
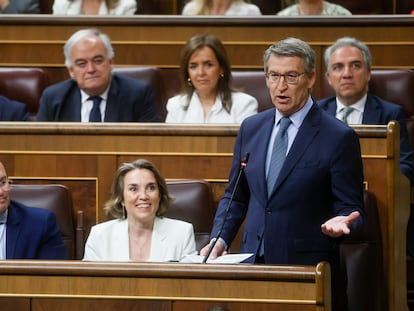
[180,253,254,264]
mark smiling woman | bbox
[83,159,197,262]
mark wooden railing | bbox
[0,121,409,310]
[0,260,331,311]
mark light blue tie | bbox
[89,96,102,122]
[341,107,354,125]
[267,117,291,195]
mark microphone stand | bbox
[202,152,249,263]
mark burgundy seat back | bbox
[112,66,166,121]
[9,184,76,259]
[0,67,49,120]
[164,180,215,252]
[232,71,273,112]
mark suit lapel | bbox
[247,110,276,201]
[104,75,121,122]
[5,202,22,259]
[362,95,381,124]
[150,218,167,260]
[271,104,321,194]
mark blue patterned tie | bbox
[89,96,102,122]
[341,107,354,125]
[267,117,291,195]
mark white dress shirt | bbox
[182,2,262,16]
[53,0,136,15]
[80,89,109,122]
[335,94,367,125]
[165,91,258,124]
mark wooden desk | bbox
[0,260,331,311]
[0,121,409,311]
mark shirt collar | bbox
[80,86,110,104]
[275,95,314,130]
[336,94,367,114]
[0,209,8,224]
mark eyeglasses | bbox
[265,71,306,84]
[0,177,11,191]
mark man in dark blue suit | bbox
[317,37,414,257]
[37,28,160,122]
[0,161,67,259]
[201,38,364,311]
[0,95,29,121]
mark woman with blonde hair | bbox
[83,159,197,262]
[182,0,261,16]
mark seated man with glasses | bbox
[0,161,67,259]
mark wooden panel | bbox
[0,16,413,99]
[0,261,331,311]
[0,122,409,311]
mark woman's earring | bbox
[187,78,193,87]
[220,73,224,78]
[122,203,126,219]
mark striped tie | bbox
[341,107,354,125]
[267,117,291,196]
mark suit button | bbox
[266,209,271,214]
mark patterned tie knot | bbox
[279,117,292,134]
[341,106,354,124]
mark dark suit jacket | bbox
[0,95,29,121]
[212,102,364,265]
[6,200,67,259]
[318,94,414,183]
[37,73,160,122]
[0,0,39,13]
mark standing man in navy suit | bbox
[0,161,67,259]
[37,28,160,122]
[317,37,414,257]
[201,37,364,310]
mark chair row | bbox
[2,66,413,126]
[37,0,413,15]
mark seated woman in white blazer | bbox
[83,159,197,262]
[165,33,258,124]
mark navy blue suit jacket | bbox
[212,101,364,267]
[37,73,160,122]
[318,94,414,183]
[0,96,29,121]
[6,200,67,259]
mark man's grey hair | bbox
[63,28,115,68]
[263,37,316,74]
[324,37,372,72]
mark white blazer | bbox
[83,217,197,262]
[52,0,136,15]
[182,2,262,16]
[165,91,258,124]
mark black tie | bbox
[89,96,102,122]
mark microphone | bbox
[202,152,250,263]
